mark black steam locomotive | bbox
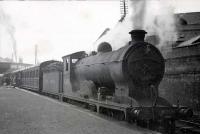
[3,30,192,133]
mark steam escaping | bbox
[130,0,146,29]
[0,6,17,62]
[143,0,177,49]
[94,17,132,50]
[95,0,177,50]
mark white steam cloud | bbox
[95,0,177,50]
[143,0,177,49]
[94,18,132,50]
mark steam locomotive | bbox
[3,30,192,133]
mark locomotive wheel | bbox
[82,103,88,109]
[119,113,125,121]
[136,120,147,128]
[114,112,125,121]
[163,118,175,134]
[107,111,113,117]
[89,105,96,112]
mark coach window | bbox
[34,71,36,77]
[66,59,69,71]
[36,70,38,77]
[72,59,78,64]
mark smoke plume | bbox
[95,0,177,50]
[0,6,17,62]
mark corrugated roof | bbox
[176,12,200,25]
[177,35,200,47]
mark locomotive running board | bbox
[63,95,130,119]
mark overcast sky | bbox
[0,0,200,64]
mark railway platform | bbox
[0,86,157,134]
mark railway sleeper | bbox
[176,119,200,134]
[127,113,176,134]
[177,126,200,134]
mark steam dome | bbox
[97,42,112,53]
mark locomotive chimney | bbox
[129,29,147,42]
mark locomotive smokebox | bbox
[129,29,147,42]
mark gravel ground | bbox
[0,86,157,134]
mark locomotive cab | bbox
[62,51,86,95]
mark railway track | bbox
[176,117,200,134]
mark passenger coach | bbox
[19,60,57,92]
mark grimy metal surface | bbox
[74,42,164,100]
[43,71,62,94]
[42,61,63,94]
[43,72,60,94]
